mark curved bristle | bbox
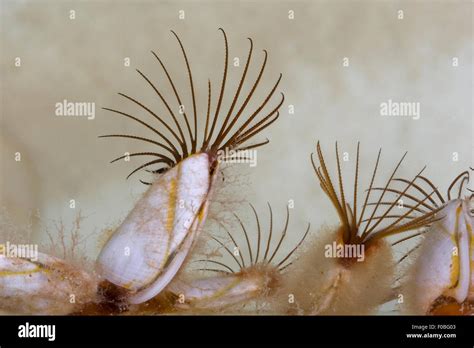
[360,152,409,239]
[203,28,229,151]
[126,159,170,180]
[366,201,430,215]
[351,142,360,243]
[277,223,310,271]
[150,49,193,156]
[117,92,182,156]
[249,203,262,263]
[234,138,270,152]
[109,152,170,164]
[372,168,473,241]
[267,206,289,264]
[392,178,441,207]
[218,78,284,151]
[203,79,212,150]
[447,170,469,200]
[194,259,235,274]
[357,148,381,229]
[219,221,246,269]
[391,230,428,247]
[312,142,350,241]
[234,213,254,265]
[364,184,436,223]
[135,68,188,155]
[170,30,198,153]
[263,202,273,261]
[209,236,242,271]
[197,203,309,274]
[100,29,283,182]
[100,107,180,162]
[415,175,445,203]
[197,268,231,274]
[215,37,254,147]
[335,143,349,239]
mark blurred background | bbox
[1,0,472,295]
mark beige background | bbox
[1,0,472,288]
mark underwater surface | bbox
[0,0,472,317]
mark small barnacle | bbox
[277,141,440,315]
[0,212,100,315]
[96,29,284,305]
[398,168,474,315]
[165,203,309,313]
[0,253,98,315]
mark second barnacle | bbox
[275,141,440,315]
[166,203,310,313]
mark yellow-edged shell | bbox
[0,253,97,314]
[404,198,473,314]
[167,265,280,311]
[97,154,215,304]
